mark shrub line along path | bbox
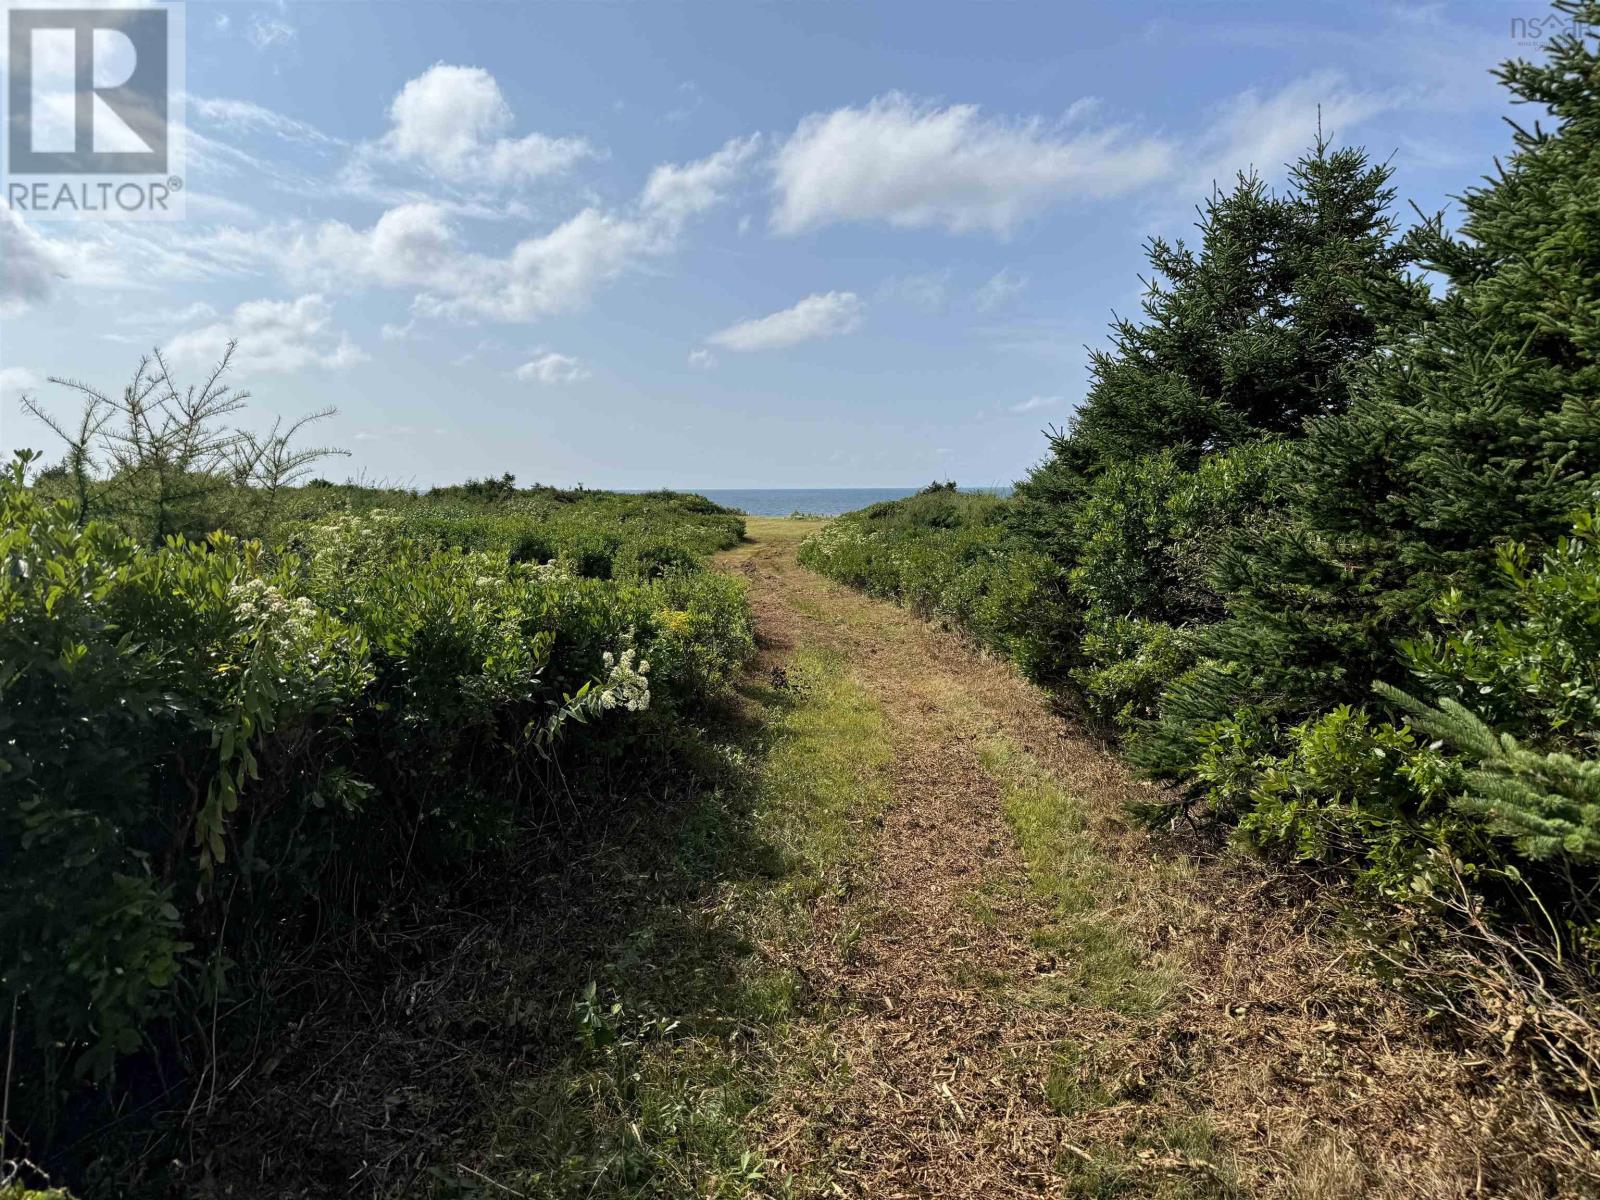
[718,518,1541,1200]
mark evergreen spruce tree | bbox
[1008,137,1427,688]
[1137,3,1600,779]
[1015,138,1424,497]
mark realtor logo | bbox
[4,2,184,219]
[9,6,167,172]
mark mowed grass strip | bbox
[973,735,1246,1199]
[457,650,889,1200]
[976,735,1178,1019]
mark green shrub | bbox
[614,537,700,583]
[1167,512,1600,919]
[0,1183,76,1200]
[797,491,1068,678]
[1398,518,1600,752]
[1382,687,1600,867]
[1140,7,1600,783]
[1065,443,1288,728]
[23,345,344,546]
[0,452,753,1150]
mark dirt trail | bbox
[719,519,1525,1200]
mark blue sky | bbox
[0,1,1549,488]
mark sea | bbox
[690,487,1011,517]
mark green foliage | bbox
[1004,137,1422,736]
[1065,143,1424,474]
[1400,515,1600,750]
[1141,4,1600,774]
[797,489,1068,678]
[0,450,752,1151]
[0,1184,76,1200]
[1170,510,1600,911]
[1066,442,1289,726]
[1223,706,1460,894]
[1369,507,1600,870]
[807,8,1600,941]
[1011,136,1424,538]
[22,344,344,546]
[430,471,520,503]
[1380,685,1600,865]
[274,479,745,579]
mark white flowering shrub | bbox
[0,453,753,1145]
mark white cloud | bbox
[378,64,598,186]
[974,268,1027,312]
[771,93,1174,236]
[247,14,295,49]
[880,270,951,313]
[289,202,465,290]
[426,206,659,322]
[688,348,718,370]
[514,352,590,385]
[287,135,756,323]
[640,134,759,226]
[663,80,703,126]
[1009,394,1063,413]
[166,295,367,375]
[351,423,434,442]
[1184,71,1393,197]
[115,301,218,328]
[185,194,262,225]
[0,367,42,400]
[190,96,342,147]
[59,222,284,290]
[13,109,750,328]
[0,212,65,317]
[707,291,863,352]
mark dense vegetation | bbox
[0,355,753,1180]
[8,3,1600,1191]
[803,0,1600,1119]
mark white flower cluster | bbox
[518,559,570,581]
[225,576,373,701]
[802,523,876,568]
[305,511,404,567]
[597,646,651,712]
[230,577,318,632]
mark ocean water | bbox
[692,487,1009,517]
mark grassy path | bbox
[190,519,1524,1199]
[718,519,1499,1200]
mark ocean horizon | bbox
[680,486,1012,517]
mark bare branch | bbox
[22,343,345,544]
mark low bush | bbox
[797,490,1067,679]
[0,450,752,1163]
[1163,511,1600,927]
